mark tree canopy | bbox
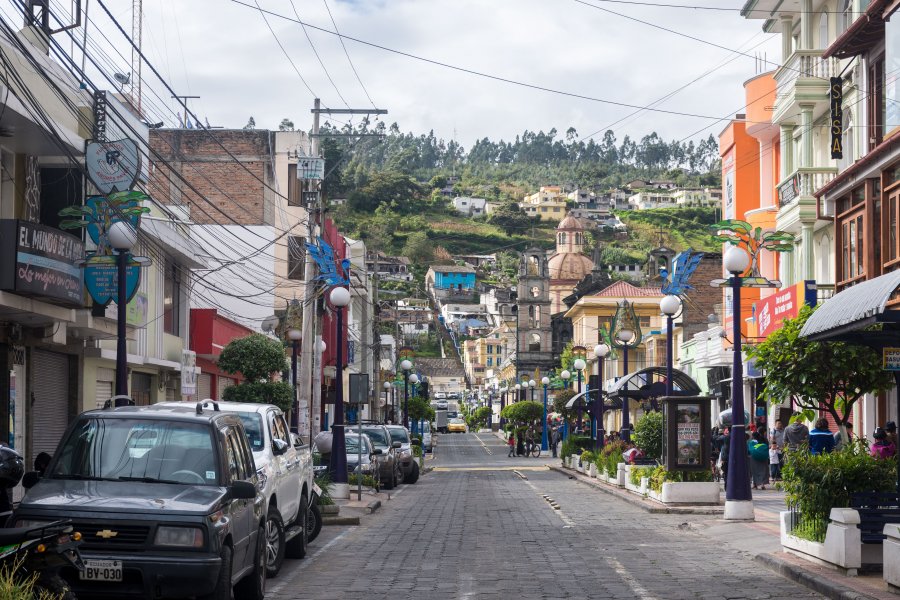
[217,334,293,412]
[501,400,543,425]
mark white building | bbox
[451,196,487,217]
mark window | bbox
[487,358,492,366]
[288,236,305,280]
[886,18,900,138]
[868,55,885,149]
[818,12,828,49]
[163,261,181,336]
[529,333,541,352]
[841,0,852,33]
[287,163,302,207]
[487,345,493,354]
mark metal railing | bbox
[778,167,838,207]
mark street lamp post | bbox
[327,286,352,491]
[528,379,536,402]
[660,295,681,398]
[615,329,635,440]
[109,221,137,401]
[593,343,610,451]
[401,359,413,428]
[383,381,392,423]
[723,246,754,520]
[560,370,571,439]
[541,376,550,451]
[573,358,586,432]
[287,328,302,432]
[514,383,521,403]
[409,373,420,436]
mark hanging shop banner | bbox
[755,280,818,339]
[778,173,801,206]
[883,348,900,371]
[84,195,143,247]
[831,77,843,160]
[0,220,84,305]
[181,350,198,396]
[83,254,141,307]
[86,139,141,194]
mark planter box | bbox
[320,505,340,516]
[660,482,720,504]
[615,462,627,487]
[885,524,900,590]
[641,476,649,496]
[780,509,862,575]
[576,462,585,474]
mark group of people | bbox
[712,417,899,491]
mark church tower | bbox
[516,247,554,382]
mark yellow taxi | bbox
[447,417,467,433]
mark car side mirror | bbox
[372,449,383,455]
[273,439,289,455]
[230,480,257,500]
[391,441,402,449]
[22,471,40,489]
[410,439,421,446]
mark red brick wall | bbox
[149,129,273,225]
[682,253,724,339]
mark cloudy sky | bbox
[78,0,779,150]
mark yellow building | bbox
[565,281,666,432]
[462,333,506,387]
[520,186,568,222]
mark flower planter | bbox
[640,477,649,496]
[589,463,598,478]
[615,462,626,487]
[660,482,720,504]
[884,524,900,590]
[780,509,863,576]
[320,505,340,516]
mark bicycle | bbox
[526,440,541,458]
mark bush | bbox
[560,437,577,460]
[629,465,655,486]
[646,466,713,493]
[580,450,597,465]
[634,411,663,460]
[0,555,64,599]
[782,440,896,542]
[598,440,626,477]
[348,474,378,489]
[315,473,335,506]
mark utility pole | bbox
[298,99,386,442]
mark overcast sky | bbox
[84,0,778,151]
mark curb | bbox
[323,515,360,526]
[753,553,880,600]
[366,499,381,514]
[548,465,724,515]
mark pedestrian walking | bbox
[886,421,898,450]
[748,431,769,490]
[768,441,781,481]
[834,422,853,450]
[551,427,560,458]
[507,433,515,457]
[809,418,835,455]
[783,418,809,451]
[870,427,897,459]
[770,419,785,449]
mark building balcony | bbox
[772,50,839,123]
[776,167,838,229]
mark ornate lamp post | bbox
[401,359,413,428]
[287,327,302,431]
[409,373,420,435]
[514,383,521,403]
[573,356,586,433]
[660,295,682,397]
[611,299,642,441]
[109,221,136,399]
[593,343,610,450]
[560,370,571,440]
[723,245,754,520]
[541,376,550,451]
[528,379,536,402]
[327,286,351,490]
[383,381,392,422]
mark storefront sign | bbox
[755,280,817,339]
[348,373,368,404]
[830,77,843,159]
[883,347,900,371]
[85,139,140,194]
[181,350,197,396]
[296,156,325,181]
[126,292,148,326]
[663,397,711,472]
[0,220,84,305]
[83,255,141,307]
[778,173,801,206]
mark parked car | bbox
[345,433,380,484]
[448,418,467,433]
[357,424,403,489]
[160,401,314,577]
[422,422,433,453]
[435,400,449,410]
[385,425,420,484]
[13,402,266,600]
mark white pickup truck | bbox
[161,400,314,577]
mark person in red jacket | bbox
[507,433,515,457]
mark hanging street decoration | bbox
[709,220,795,288]
[305,236,350,286]
[660,251,705,297]
[85,139,142,195]
[610,299,642,350]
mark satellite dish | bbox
[113,72,130,85]
[261,315,279,333]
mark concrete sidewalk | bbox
[558,461,897,600]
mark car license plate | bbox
[80,559,123,582]
[313,482,323,496]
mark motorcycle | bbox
[0,446,84,598]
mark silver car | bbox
[385,425,420,484]
[358,424,403,490]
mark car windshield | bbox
[421,423,431,433]
[362,428,389,448]
[388,428,408,444]
[345,436,370,454]
[51,418,218,485]
[235,413,264,452]
[450,418,464,424]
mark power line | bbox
[251,0,317,99]
[320,0,376,108]
[287,0,350,108]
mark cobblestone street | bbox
[269,433,825,600]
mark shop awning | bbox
[564,389,622,411]
[800,270,900,343]
[822,0,888,60]
[608,367,701,399]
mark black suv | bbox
[13,402,266,600]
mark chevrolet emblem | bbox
[95,529,118,539]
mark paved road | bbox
[270,432,823,599]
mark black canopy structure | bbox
[799,270,900,492]
[608,367,701,400]
[564,389,623,413]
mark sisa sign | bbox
[755,280,818,339]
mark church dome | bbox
[548,252,594,281]
[557,214,584,231]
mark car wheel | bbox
[404,461,420,484]
[198,544,232,600]
[264,506,285,577]
[235,525,266,600]
[382,466,394,490]
[307,501,323,543]
[285,492,308,559]
[34,575,76,600]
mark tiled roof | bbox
[428,265,476,274]
[594,280,662,298]
[415,358,466,379]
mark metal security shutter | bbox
[218,377,235,398]
[198,373,212,400]
[95,381,113,410]
[31,350,69,458]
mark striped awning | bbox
[800,271,900,341]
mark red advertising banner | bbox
[755,280,817,339]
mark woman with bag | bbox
[748,430,770,490]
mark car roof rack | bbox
[196,400,220,414]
